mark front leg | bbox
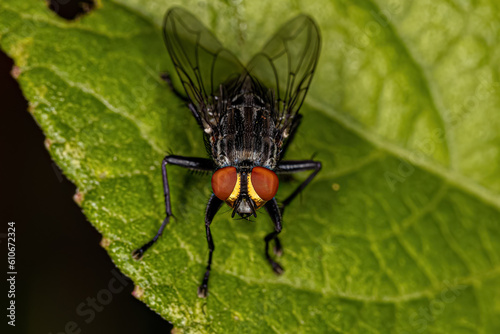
[264,198,284,274]
[198,194,223,298]
[267,160,321,258]
[132,155,214,260]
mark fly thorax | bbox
[210,101,280,168]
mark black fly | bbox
[133,7,322,298]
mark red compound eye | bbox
[251,167,279,201]
[211,167,238,200]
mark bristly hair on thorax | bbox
[201,76,286,169]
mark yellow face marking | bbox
[247,172,267,209]
[224,172,268,209]
[225,173,241,207]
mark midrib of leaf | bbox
[316,150,385,180]
[362,0,454,163]
[308,97,500,210]
[318,0,499,209]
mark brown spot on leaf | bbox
[100,237,111,248]
[132,285,144,299]
[10,65,21,79]
[73,189,84,205]
[44,138,53,149]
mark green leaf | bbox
[2,0,500,332]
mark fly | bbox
[133,7,322,298]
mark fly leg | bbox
[264,198,284,274]
[270,160,322,256]
[132,155,214,260]
[161,73,188,101]
[198,194,223,298]
[161,73,203,127]
[276,160,322,213]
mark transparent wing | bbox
[163,7,245,112]
[246,15,321,133]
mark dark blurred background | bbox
[0,1,173,333]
